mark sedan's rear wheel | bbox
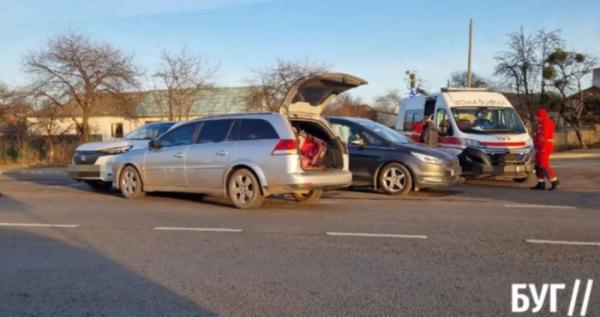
[228,169,264,209]
[378,163,412,195]
[292,189,323,203]
[119,166,145,199]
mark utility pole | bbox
[466,18,473,88]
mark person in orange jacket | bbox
[531,108,560,190]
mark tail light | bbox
[271,139,298,155]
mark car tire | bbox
[292,189,323,203]
[84,180,112,191]
[228,168,264,209]
[378,163,412,195]
[119,166,146,199]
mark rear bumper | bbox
[265,170,352,195]
[459,147,535,178]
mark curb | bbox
[0,168,67,176]
[551,152,600,160]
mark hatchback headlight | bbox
[101,145,132,155]
[411,152,443,165]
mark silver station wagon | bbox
[112,73,366,208]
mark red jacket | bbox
[533,108,555,152]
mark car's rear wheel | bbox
[228,168,264,209]
[84,180,112,191]
[378,163,412,195]
[119,166,145,199]
[292,189,323,203]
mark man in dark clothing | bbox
[420,116,439,147]
[531,108,559,190]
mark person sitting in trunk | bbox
[297,130,327,169]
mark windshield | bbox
[357,120,411,144]
[125,122,175,140]
[451,107,526,134]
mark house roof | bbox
[136,87,251,117]
[29,87,252,118]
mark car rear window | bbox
[197,119,234,144]
[229,119,279,141]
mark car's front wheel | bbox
[292,189,323,203]
[228,168,264,209]
[119,166,146,199]
[378,163,413,195]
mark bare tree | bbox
[324,93,374,119]
[245,58,329,112]
[373,90,402,126]
[448,71,490,88]
[153,46,219,121]
[494,27,540,128]
[30,101,73,163]
[536,29,563,105]
[544,49,598,148]
[23,31,139,142]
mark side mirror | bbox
[350,137,366,147]
[148,139,161,150]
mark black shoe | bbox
[549,179,560,191]
[531,182,546,190]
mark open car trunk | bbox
[291,119,345,171]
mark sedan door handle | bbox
[174,153,185,159]
[216,150,228,156]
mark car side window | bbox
[331,123,359,144]
[229,119,279,141]
[197,119,234,144]
[158,123,198,147]
[361,130,384,146]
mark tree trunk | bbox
[573,118,587,149]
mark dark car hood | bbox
[392,143,456,161]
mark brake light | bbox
[272,139,298,155]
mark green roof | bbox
[136,87,251,117]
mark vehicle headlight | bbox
[101,145,132,155]
[411,152,444,165]
[463,138,484,148]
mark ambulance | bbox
[395,88,535,181]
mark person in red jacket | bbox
[531,108,560,190]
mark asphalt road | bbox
[0,159,599,316]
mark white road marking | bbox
[326,232,428,239]
[505,204,576,210]
[0,222,79,228]
[153,227,243,232]
[526,239,600,247]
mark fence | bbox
[0,135,80,165]
[555,124,600,149]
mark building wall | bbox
[27,116,195,140]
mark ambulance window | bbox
[436,109,453,136]
[404,110,422,131]
[424,98,436,117]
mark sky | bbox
[0,0,599,102]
